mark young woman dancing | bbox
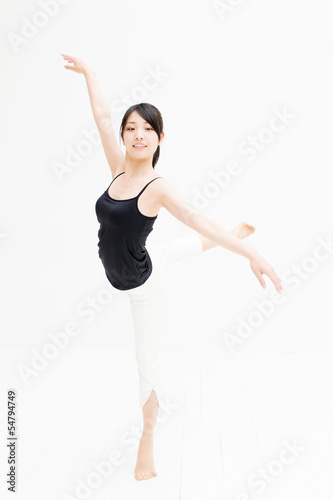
[61,53,283,481]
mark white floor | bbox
[1,349,333,499]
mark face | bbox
[122,110,164,160]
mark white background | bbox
[1,0,332,353]
[1,0,332,498]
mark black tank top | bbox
[95,171,162,290]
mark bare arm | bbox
[61,53,124,177]
[84,68,124,176]
[155,179,283,293]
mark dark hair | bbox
[119,103,164,169]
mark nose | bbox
[135,129,144,141]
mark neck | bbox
[123,155,155,178]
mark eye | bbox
[126,126,153,131]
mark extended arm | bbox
[155,179,283,293]
[61,53,124,177]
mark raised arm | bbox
[152,179,283,294]
[61,53,124,178]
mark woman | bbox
[61,53,283,481]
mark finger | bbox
[266,270,283,294]
[62,54,75,62]
[269,268,283,288]
[271,268,282,284]
[254,269,266,289]
[263,265,283,286]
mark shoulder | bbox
[149,175,179,199]
[149,175,189,212]
[151,174,175,193]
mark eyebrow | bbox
[126,121,149,124]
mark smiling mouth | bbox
[133,145,147,149]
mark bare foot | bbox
[232,221,255,239]
[134,433,157,481]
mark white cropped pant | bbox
[124,233,203,409]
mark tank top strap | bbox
[110,171,125,185]
[137,177,162,198]
[106,171,125,192]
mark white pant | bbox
[124,234,203,408]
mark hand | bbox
[61,53,91,75]
[248,249,283,294]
